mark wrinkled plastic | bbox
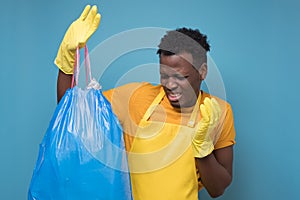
[28,86,132,200]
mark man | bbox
[55,5,235,199]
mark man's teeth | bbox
[170,94,180,97]
[168,93,181,101]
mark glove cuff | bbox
[54,44,76,75]
[191,140,214,158]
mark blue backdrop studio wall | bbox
[0,0,299,199]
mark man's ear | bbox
[199,63,207,80]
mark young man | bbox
[55,5,235,199]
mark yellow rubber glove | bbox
[54,5,101,74]
[192,97,221,158]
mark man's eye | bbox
[176,76,188,80]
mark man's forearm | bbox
[57,70,72,103]
[196,149,233,198]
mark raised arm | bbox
[54,5,101,102]
[57,70,72,103]
[192,98,234,197]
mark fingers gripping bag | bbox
[28,46,133,200]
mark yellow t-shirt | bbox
[103,82,235,149]
[103,82,236,188]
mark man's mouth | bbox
[167,93,182,102]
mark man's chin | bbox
[167,99,182,108]
[170,102,181,108]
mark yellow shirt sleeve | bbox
[214,103,236,149]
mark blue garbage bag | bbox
[28,85,133,200]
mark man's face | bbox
[160,52,204,108]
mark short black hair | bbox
[157,27,210,68]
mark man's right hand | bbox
[54,5,101,74]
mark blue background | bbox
[1,0,300,199]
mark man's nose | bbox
[166,77,177,90]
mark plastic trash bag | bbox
[28,47,132,200]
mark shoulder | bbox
[131,82,161,98]
[103,82,161,105]
[103,82,161,127]
[128,82,161,107]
